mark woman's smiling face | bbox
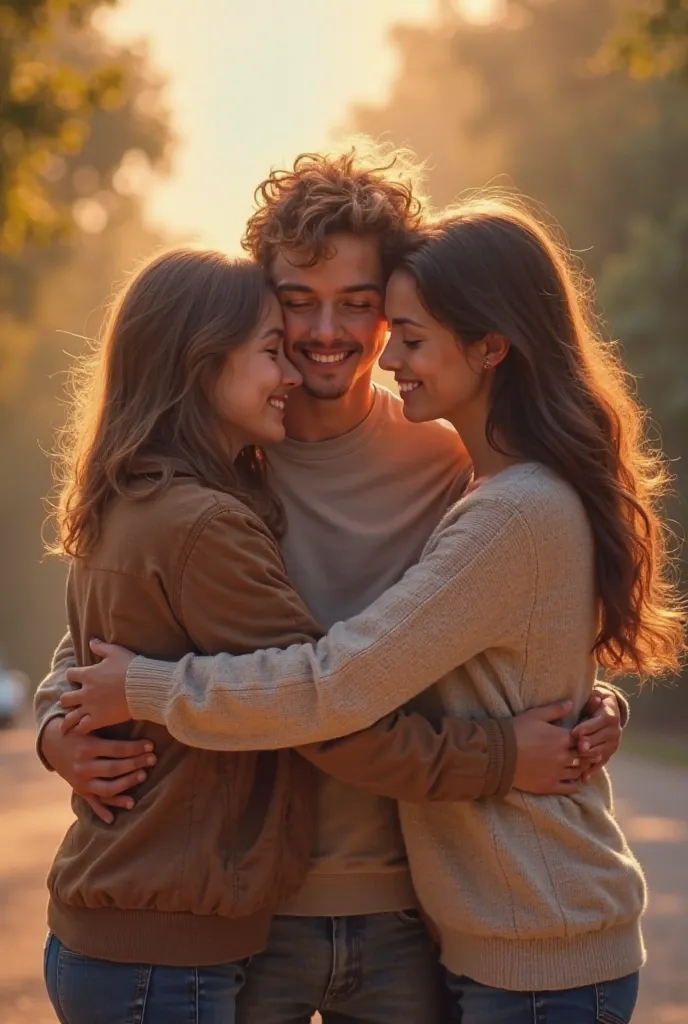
[214,292,302,451]
[380,269,489,424]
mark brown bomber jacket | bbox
[35,467,516,967]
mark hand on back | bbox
[512,690,623,795]
[40,717,156,824]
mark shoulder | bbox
[441,464,590,554]
[97,475,276,570]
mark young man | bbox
[37,149,625,1023]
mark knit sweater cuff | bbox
[125,656,178,724]
[482,718,517,799]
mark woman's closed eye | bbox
[403,338,423,350]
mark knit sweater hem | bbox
[48,897,272,966]
[279,869,417,916]
[440,919,645,991]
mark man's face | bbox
[272,233,388,401]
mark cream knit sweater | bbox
[128,462,646,990]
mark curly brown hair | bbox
[242,143,425,273]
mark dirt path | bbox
[1,725,686,1023]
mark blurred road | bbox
[1,725,686,1024]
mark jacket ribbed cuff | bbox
[125,656,178,724]
[481,718,517,799]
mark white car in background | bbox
[0,669,26,728]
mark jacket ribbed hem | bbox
[126,656,177,724]
[48,897,272,966]
[440,919,645,991]
[278,869,417,916]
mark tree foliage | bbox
[0,0,131,248]
[604,0,688,80]
[0,5,171,680]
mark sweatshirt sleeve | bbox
[172,505,516,800]
[34,631,78,769]
[126,496,535,749]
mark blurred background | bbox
[0,1,686,1022]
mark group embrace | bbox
[35,148,684,1023]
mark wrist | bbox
[36,713,64,771]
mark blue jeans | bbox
[236,912,443,1023]
[44,933,247,1024]
[444,970,640,1023]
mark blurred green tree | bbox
[0,8,171,681]
[604,0,688,80]
[0,0,126,249]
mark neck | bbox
[284,374,376,442]
[448,407,519,481]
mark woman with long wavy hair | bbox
[60,202,684,1022]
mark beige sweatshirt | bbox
[127,462,646,991]
[266,386,468,914]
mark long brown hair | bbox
[400,198,685,679]
[51,247,282,558]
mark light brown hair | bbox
[400,198,685,679]
[51,247,282,558]
[243,144,424,273]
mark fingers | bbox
[66,666,89,686]
[577,729,617,759]
[61,709,88,734]
[94,738,154,758]
[59,708,96,735]
[101,794,136,811]
[88,770,147,799]
[573,720,617,756]
[82,792,138,821]
[524,701,574,723]
[89,753,156,779]
[580,691,602,716]
[60,689,85,710]
[89,639,116,658]
[573,709,610,739]
[83,794,115,824]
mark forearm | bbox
[298,712,517,802]
[125,506,530,749]
[34,631,77,768]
